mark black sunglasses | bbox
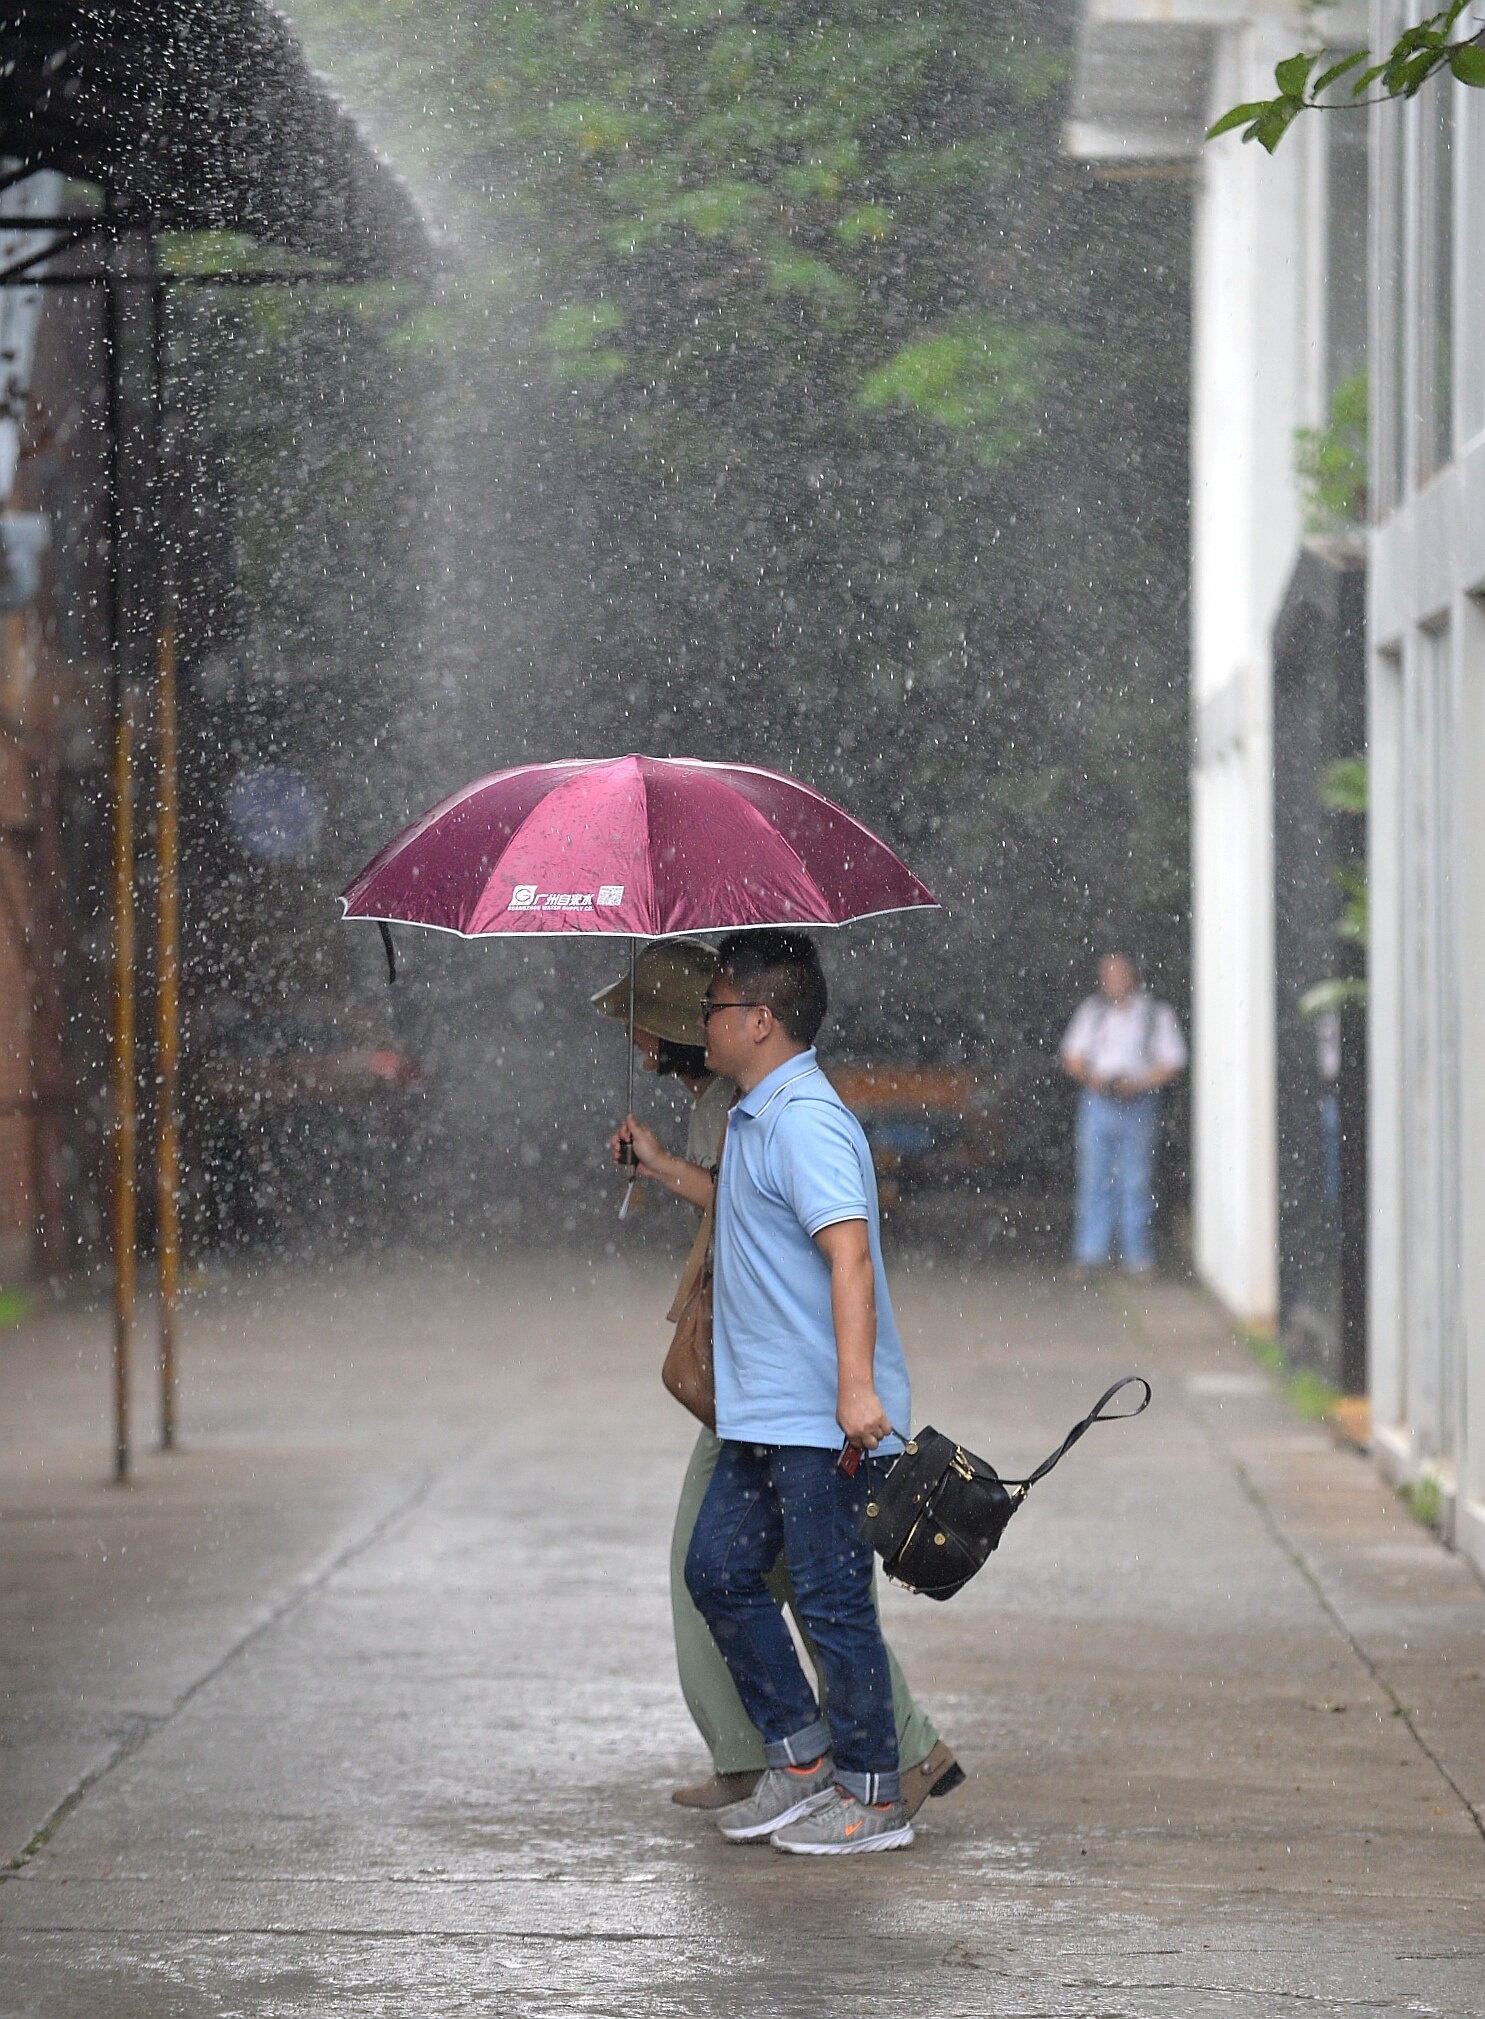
[698,998,770,1025]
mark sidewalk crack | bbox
[1,1444,478,1881]
[1112,1285,1485,1852]
[1226,1453,1485,1849]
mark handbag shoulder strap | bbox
[665,1113,730,1324]
[1003,1375,1151,1492]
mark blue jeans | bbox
[1074,1090,1160,1268]
[684,1442,900,1803]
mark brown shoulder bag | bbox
[661,1117,728,1427]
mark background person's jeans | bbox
[1075,1089,1159,1268]
[684,1441,900,1804]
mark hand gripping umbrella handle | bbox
[618,936,638,1165]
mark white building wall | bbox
[1067,0,1363,1328]
[1367,52,1485,1580]
[1366,641,1404,1429]
[1191,25,1322,1324]
[1461,589,1485,1554]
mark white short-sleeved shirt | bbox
[712,1049,909,1451]
[1060,992,1187,1080]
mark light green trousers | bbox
[669,1426,940,1775]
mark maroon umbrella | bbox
[341,754,936,939]
[341,754,938,1168]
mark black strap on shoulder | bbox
[1004,1375,1152,1492]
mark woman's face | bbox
[633,1027,661,1072]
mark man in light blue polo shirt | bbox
[682,930,918,1856]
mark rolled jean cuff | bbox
[836,1768,901,1805]
[763,1715,831,1768]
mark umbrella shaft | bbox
[620,937,638,1165]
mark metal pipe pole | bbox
[31,737,67,1276]
[110,696,137,1483]
[151,275,180,1451]
[155,617,179,1448]
[104,214,137,1484]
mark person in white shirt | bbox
[1059,952,1187,1274]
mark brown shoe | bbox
[900,1741,966,1821]
[672,1770,762,1810]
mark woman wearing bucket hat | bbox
[593,940,734,1216]
[595,940,961,1816]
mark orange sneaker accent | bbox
[786,1756,824,1777]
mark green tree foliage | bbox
[1295,371,1368,534]
[1208,1,1485,153]
[301,0,1072,497]
[1318,755,1366,818]
[1299,757,1368,1019]
[233,2,1190,1188]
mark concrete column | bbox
[1366,644,1405,1444]
[1454,591,1485,1571]
[1190,23,1316,1326]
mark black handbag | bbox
[858,1376,1152,1600]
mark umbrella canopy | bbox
[340,754,937,938]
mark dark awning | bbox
[0,2,432,280]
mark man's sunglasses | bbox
[698,998,770,1025]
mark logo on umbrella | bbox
[508,883,626,913]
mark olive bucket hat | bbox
[591,938,719,1048]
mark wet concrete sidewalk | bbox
[2,1255,1483,2017]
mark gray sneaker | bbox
[771,1787,915,1855]
[715,1759,836,1842]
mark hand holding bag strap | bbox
[858,1428,957,1559]
[1004,1375,1152,1492]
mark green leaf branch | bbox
[1295,371,1368,533]
[1207,2,1485,152]
[1299,756,1368,1018]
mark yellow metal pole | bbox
[151,270,180,1453]
[105,236,136,1486]
[155,621,180,1449]
[111,693,137,1483]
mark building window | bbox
[1414,72,1454,482]
[1459,67,1485,447]
[1326,83,1368,400]
[1373,41,1408,515]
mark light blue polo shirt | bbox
[712,1049,910,1451]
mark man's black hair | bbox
[716,930,828,1047]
